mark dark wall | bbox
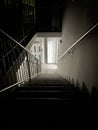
[35,0,63,32]
[0,0,36,41]
[58,0,98,92]
[0,0,36,85]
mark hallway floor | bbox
[41,63,57,74]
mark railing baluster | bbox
[26,52,31,80]
[0,29,41,92]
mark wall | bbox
[58,0,98,92]
[36,32,61,37]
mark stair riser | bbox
[15,92,80,99]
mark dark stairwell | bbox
[0,0,98,128]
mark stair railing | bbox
[58,23,98,61]
[0,29,41,93]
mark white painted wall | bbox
[58,0,98,92]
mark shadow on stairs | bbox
[0,73,97,128]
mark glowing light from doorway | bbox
[47,39,57,64]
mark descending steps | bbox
[15,85,81,100]
[15,73,81,101]
[0,73,96,128]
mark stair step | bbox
[16,97,64,101]
[29,81,67,84]
[15,97,79,103]
[15,90,76,99]
[22,83,66,87]
[20,85,67,89]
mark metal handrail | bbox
[0,71,41,93]
[0,29,38,61]
[0,33,29,59]
[58,23,98,61]
[0,29,41,93]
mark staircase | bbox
[15,74,75,100]
[0,73,96,128]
